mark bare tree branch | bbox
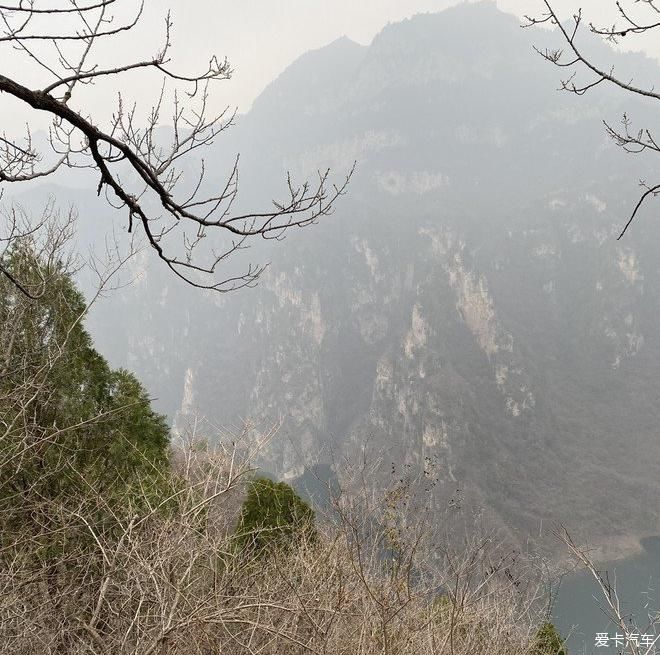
[524,1,660,238]
[0,1,352,293]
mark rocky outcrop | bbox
[78,3,660,550]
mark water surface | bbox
[553,537,660,654]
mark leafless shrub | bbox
[0,414,561,655]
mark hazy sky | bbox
[3,1,660,134]
[154,0,660,112]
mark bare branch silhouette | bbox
[524,1,660,238]
[0,1,353,293]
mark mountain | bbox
[20,2,660,556]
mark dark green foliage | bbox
[236,476,316,555]
[0,242,170,551]
[531,623,567,655]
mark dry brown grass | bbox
[0,426,552,655]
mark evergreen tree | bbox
[532,622,568,655]
[0,242,169,551]
[236,476,316,555]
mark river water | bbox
[553,537,660,654]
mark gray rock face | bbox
[76,3,660,547]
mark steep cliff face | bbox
[81,3,660,548]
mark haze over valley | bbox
[38,2,660,556]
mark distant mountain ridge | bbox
[24,2,660,556]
